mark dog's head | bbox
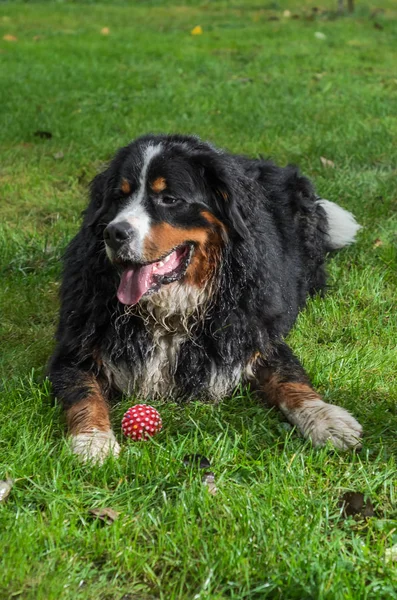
[87,135,248,308]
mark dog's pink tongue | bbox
[117,265,154,305]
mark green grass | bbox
[1,1,397,598]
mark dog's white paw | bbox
[70,429,121,464]
[282,399,363,450]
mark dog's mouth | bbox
[117,244,193,306]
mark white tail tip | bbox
[317,198,362,250]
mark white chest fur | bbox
[103,329,183,399]
[104,282,242,401]
[103,329,242,401]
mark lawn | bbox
[1,0,397,598]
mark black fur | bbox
[49,134,330,410]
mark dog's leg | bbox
[49,357,120,463]
[249,343,362,450]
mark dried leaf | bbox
[373,238,383,248]
[89,507,119,523]
[33,35,41,41]
[283,10,291,17]
[34,130,52,139]
[3,34,17,42]
[339,491,375,519]
[101,27,110,35]
[320,156,335,168]
[374,22,384,30]
[0,479,14,503]
[183,454,211,469]
[191,25,203,35]
[53,151,64,160]
[385,544,397,563]
[202,472,217,495]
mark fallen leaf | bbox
[283,10,291,17]
[33,35,41,41]
[101,27,110,35]
[374,22,384,30]
[385,544,397,563]
[373,238,383,248]
[34,130,52,139]
[89,507,119,523]
[183,454,211,469]
[191,25,203,35]
[320,156,335,168]
[268,16,280,21]
[53,151,64,160]
[202,472,217,495]
[0,479,14,503]
[3,34,17,42]
[339,491,375,519]
[315,32,326,40]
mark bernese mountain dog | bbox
[49,134,363,463]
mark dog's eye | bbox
[160,196,182,206]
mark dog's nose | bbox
[104,221,134,251]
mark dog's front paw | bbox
[70,429,121,464]
[284,399,363,450]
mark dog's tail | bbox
[316,198,362,250]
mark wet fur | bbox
[48,133,362,460]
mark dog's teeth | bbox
[158,261,164,267]
[164,255,170,263]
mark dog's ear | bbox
[85,170,112,228]
[192,152,249,239]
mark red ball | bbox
[121,404,162,441]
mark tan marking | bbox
[245,352,262,381]
[92,347,103,368]
[143,223,208,262]
[121,178,131,194]
[262,376,320,409]
[143,220,225,288]
[185,235,222,287]
[151,176,167,193]
[66,379,110,435]
[201,210,227,231]
[247,351,262,369]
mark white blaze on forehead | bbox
[108,143,163,253]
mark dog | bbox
[48,134,363,463]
